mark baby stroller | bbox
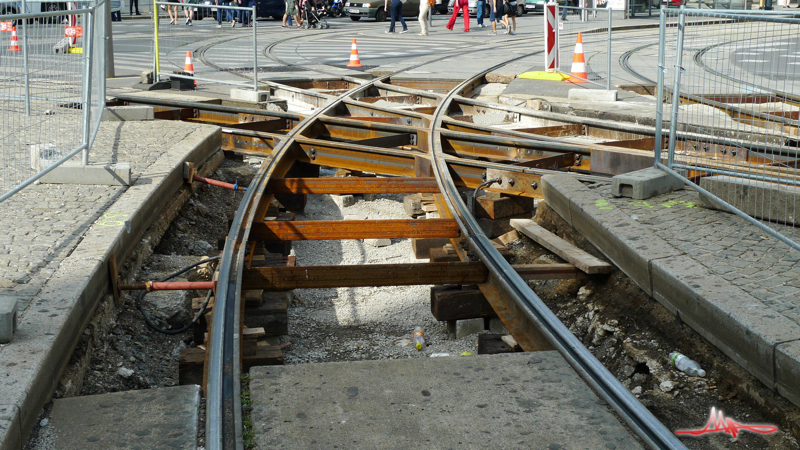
[301,0,329,28]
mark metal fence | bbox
[0,0,106,201]
[557,6,612,89]
[655,8,800,250]
[153,1,259,90]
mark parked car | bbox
[346,0,420,21]
[0,0,68,23]
[447,0,524,16]
[523,0,566,14]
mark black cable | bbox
[472,178,501,218]
[136,256,221,335]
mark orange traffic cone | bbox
[347,39,363,68]
[567,33,587,83]
[184,51,194,74]
[8,26,21,52]
[184,51,199,86]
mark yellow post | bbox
[154,3,160,82]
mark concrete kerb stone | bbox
[0,124,221,450]
[0,405,21,450]
[652,255,800,392]
[776,340,800,408]
[542,175,682,296]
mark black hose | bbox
[136,256,221,335]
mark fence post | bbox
[653,8,666,165]
[21,0,30,116]
[81,5,96,166]
[252,4,258,92]
[154,2,161,83]
[606,9,611,90]
[666,8,686,169]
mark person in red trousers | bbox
[446,0,469,32]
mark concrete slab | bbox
[0,296,18,344]
[50,385,200,450]
[249,352,642,450]
[542,175,682,296]
[0,404,21,450]
[101,106,154,121]
[39,162,132,186]
[776,340,800,408]
[230,88,270,103]
[652,255,800,388]
[611,167,684,200]
[699,175,800,225]
[568,88,618,102]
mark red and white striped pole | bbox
[544,2,558,72]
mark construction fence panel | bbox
[656,8,800,249]
[154,1,258,90]
[0,0,106,201]
[557,6,612,89]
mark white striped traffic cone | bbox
[184,51,199,86]
[8,26,21,52]
[347,39,363,68]
[567,33,587,83]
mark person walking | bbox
[129,0,141,15]
[487,0,499,34]
[167,0,180,24]
[283,0,300,26]
[183,0,195,25]
[446,0,469,32]
[561,0,577,20]
[215,0,227,27]
[418,0,431,35]
[502,0,515,34]
[476,0,486,27]
[232,0,246,26]
[384,0,408,34]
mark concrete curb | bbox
[0,124,221,450]
[541,174,800,410]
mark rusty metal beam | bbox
[265,177,440,194]
[249,219,461,241]
[242,261,488,290]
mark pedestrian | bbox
[476,0,486,28]
[283,0,300,26]
[232,0,245,26]
[418,0,431,35]
[130,0,141,15]
[167,0,180,24]
[215,0,228,27]
[487,0,499,34]
[446,0,468,32]
[502,0,515,34]
[183,0,195,25]
[561,0,577,20]
[384,0,408,34]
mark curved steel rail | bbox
[206,34,686,450]
[430,65,689,450]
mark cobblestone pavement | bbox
[592,184,800,327]
[0,120,208,315]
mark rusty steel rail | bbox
[117,42,690,450]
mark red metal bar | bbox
[119,281,216,292]
[192,174,246,191]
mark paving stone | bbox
[249,353,643,450]
[50,386,200,450]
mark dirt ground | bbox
[515,201,800,450]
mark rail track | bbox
[112,27,698,450]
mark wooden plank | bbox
[242,262,488,290]
[266,177,440,194]
[249,219,461,241]
[179,347,205,386]
[243,327,266,339]
[510,219,613,274]
[478,273,554,352]
[242,342,284,370]
[475,195,533,220]
[512,264,588,280]
[431,285,496,321]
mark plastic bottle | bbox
[412,327,425,350]
[669,352,706,377]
